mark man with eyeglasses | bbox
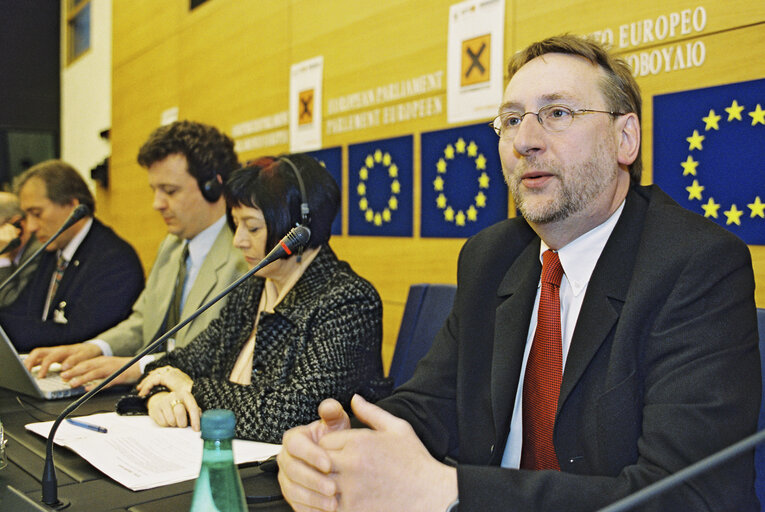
[277,35,759,512]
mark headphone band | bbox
[277,156,310,228]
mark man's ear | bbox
[616,113,640,167]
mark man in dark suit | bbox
[0,160,144,353]
[276,35,760,511]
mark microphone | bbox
[38,224,311,508]
[598,428,765,511]
[0,204,90,296]
[0,237,21,255]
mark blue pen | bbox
[66,418,108,434]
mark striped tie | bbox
[44,255,68,320]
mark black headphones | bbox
[199,170,223,203]
[278,156,311,260]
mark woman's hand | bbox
[137,366,194,395]
[146,390,202,431]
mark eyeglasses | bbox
[490,104,625,138]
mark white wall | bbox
[60,0,112,188]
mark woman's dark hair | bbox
[224,153,340,252]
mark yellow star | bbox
[383,152,391,166]
[388,196,398,211]
[748,196,765,218]
[686,130,705,151]
[702,109,721,131]
[475,154,487,170]
[686,179,704,200]
[388,164,398,178]
[701,198,720,218]
[455,211,466,226]
[444,206,455,222]
[475,191,487,207]
[748,104,765,126]
[358,197,368,211]
[436,193,447,209]
[437,158,447,173]
[680,155,699,176]
[478,172,490,188]
[359,167,368,180]
[374,150,382,163]
[433,176,444,191]
[391,180,401,194]
[365,155,374,168]
[444,144,455,160]
[467,205,478,221]
[365,209,374,222]
[467,141,478,157]
[374,212,383,226]
[382,209,391,222]
[356,182,366,196]
[725,100,745,121]
[455,138,466,154]
[723,204,743,225]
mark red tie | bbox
[521,249,564,470]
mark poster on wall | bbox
[305,146,343,235]
[421,122,507,238]
[446,0,505,124]
[348,136,413,237]
[653,78,765,245]
[290,56,324,152]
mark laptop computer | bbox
[0,323,85,399]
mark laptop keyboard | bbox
[35,372,72,392]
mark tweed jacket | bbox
[146,245,388,442]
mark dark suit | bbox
[0,218,144,352]
[378,185,760,511]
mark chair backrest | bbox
[755,308,765,510]
[388,284,457,389]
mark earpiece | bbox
[199,173,223,202]
[278,156,311,260]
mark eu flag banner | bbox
[421,123,507,238]
[348,136,413,237]
[305,147,342,235]
[654,78,765,244]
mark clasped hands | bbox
[136,366,201,432]
[277,394,457,512]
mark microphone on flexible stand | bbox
[37,225,311,509]
[0,237,21,255]
[0,204,90,296]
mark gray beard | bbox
[508,146,617,225]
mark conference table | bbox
[0,386,291,511]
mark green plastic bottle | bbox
[189,409,247,511]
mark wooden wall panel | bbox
[109,0,765,372]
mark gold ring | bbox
[170,399,183,408]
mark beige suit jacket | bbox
[99,225,247,357]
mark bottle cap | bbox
[200,409,236,440]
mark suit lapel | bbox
[558,188,647,410]
[491,238,541,441]
[180,226,233,323]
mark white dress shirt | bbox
[501,201,625,468]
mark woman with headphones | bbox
[130,154,389,442]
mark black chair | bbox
[755,308,765,510]
[388,284,457,389]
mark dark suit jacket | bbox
[378,185,760,511]
[0,218,144,352]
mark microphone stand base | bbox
[4,485,69,511]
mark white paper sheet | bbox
[26,412,281,491]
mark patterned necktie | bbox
[521,249,564,470]
[165,243,189,331]
[44,254,68,320]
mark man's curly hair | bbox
[137,120,239,184]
